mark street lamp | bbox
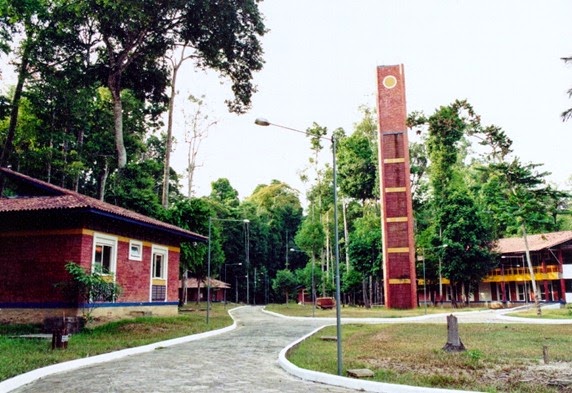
[255,117,343,376]
[207,217,250,324]
[245,219,250,305]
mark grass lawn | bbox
[0,302,233,382]
[4,302,571,391]
[265,302,483,318]
[507,306,572,319]
[285,306,572,393]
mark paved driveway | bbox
[7,305,570,393]
[9,306,354,393]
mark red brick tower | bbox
[376,65,417,309]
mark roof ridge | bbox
[0,168,206,242]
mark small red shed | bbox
[182,277,231,303]
[0,168,207,324]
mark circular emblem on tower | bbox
[382,75,397,89]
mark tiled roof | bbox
[495,231,572,253]
[0,168,207,242]
[183,277,231,289]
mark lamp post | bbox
[224,262,242,306]
[245,219,250,305]
[255,117,342,376]
[207,217,250,324]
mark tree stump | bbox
[442,314,466,352]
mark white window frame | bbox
[92,233,118,275]
[129,240,143,261]
[151,245,168,279]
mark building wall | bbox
[0,228,182,324]
[0,229,90,304]
[168,249,180,301]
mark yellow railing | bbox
[483,264,560,282]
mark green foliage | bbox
[295,261,322,293]
[411,101,497,298]
[62,262,122,321]
[342,268,363,294]
[348,211,382,276]
[337,132,377,201]
[295,215,325,259]
[337,108,378,201]
[272,269,298,303]
[247,180,303,274]
[440,190,496,279]
[210,178,240,209]
[480,159,569,236]
[106,160,164,218]
[164,197,211,277]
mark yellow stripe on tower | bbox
[383,158,405,164]
[387,247,409,253]
[388,278,411,284]
[386,217,408,223]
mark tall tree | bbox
[165,196,211,304]
[347,209,382,307]
[337,107,378,204]
[562,55,572,121]
[409,100,496,301]
[88,0,266,169]
[4,0,265,171]
[210,178,240,210]
[183,95,217,199]
[0,0,48,168]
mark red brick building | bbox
[182,277,230,303]
[0,168,206,324]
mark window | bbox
[152,285,166,301]
[129,240,143,261]
[151,246,168,302]
[152,246,168,279]
[93,234,117,275]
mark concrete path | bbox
[8,306,354,393]
[5,305,570,393]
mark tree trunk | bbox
[108,71,127,169]
[442,314,466,352]
[181,270,188,305]
[161,61,179,207]
[369,275,373,307]
[98,159,109,201]
[342,198,350,270]
[73,127,85,192]
[362,279,368,307]
[1,42,30,169]
[522,223,542,316]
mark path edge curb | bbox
[277,324,481,393]
[0,311,240,393]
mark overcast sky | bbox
[3,1,572,203]
[172,0,572,203]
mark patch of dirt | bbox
[361,357,572,392]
